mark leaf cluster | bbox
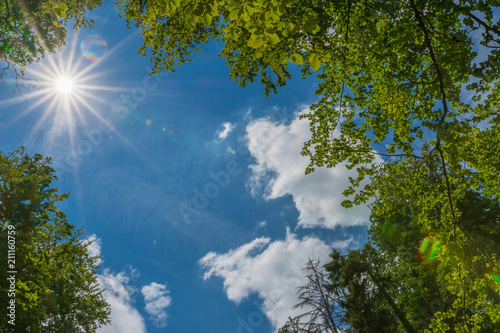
[0,0,102,73]
[0,147,111,332]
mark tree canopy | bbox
[281,158,500,332]
[0,147,110,332]
[118,1,500,329]
[116,0,500,219]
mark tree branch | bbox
[465,11,500,37]
[408,0,450,124]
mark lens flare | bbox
[418,235,441,263]
[81,35,108,61]
[2,31,120,151]
[428,240,441,261]
[419,237,431,254]
[485,271,500,295]
[488,273,500,284]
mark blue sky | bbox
[0,2,371,332]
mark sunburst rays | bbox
[1,31,129,148]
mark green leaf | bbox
[189,14,199,25]
[211,6,219,17]
[168,1,176,13]
[279,53,289,64]
[54,3,69,11]
[244,4,255,15]
[309,53,321,71]
[265,32,280,45]
[41,6,51,13]
[53,19,61,27]
[202,13,212,26]
[193,5,204,16]
[53,7,66,18]
[185,4,195,15]
[226,1,239,11]
[162,3,169,15]
[248,36,263,48]
[291,53,303,65]
[304,21,320,34]
[229,9,239,20]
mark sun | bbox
[2,34,116,135]
[1,32,130,153]
[55,76,74,94]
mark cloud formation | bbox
[199,231,332,329]
[246,110,371,228]
[141,282,172,328]
[97,268,146,333]
[86,235,172,332]
[217,122,235,139]
[83,235,146,333]
[83,234,103,265]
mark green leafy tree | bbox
[282,156,499,332]
[116,0,500,201]
[119,2,500,330]
[0,0,102,93]
[326,244,420,333]
[0,147,111,332]
[369,156,500,332]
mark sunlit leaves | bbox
[309,53,320,71]
[116,0,325,92]
[0,0,102,69]
[369,158,500,331]
[291,53,303,65]
[0,147,111,331]
[53,3,69,17]
[117,2,500,329]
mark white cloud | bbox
[217,122,235,139]
[97,268,146,333]
[84,235,169,333]
[81,235,146,333]
[331,235,357,250]
[246,109,372,228]
[141,282,172,328]
[83,234,103,265]
[199,230,332,329]
[257,220,267,228]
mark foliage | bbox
[116,0,500,197]
[119,2,500,330]
[0,147,110,332]
[327,244,419,333]
[369,156,500,332]
[282,157,500,332]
